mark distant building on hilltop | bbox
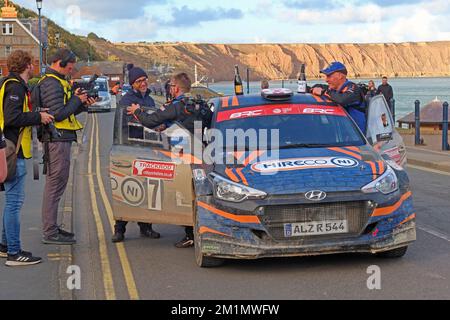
[0,0,48,77]
[398,98,448,131]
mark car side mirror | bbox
[376,132,393,142]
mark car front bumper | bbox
[196,191,416,260]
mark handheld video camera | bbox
[72,74,100,99]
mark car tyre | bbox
[194,203,225,268]
[376,246,408,258]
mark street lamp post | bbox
[36,0,43,75]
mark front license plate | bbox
[284,220,348,237]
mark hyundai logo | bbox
[305,190,327,201]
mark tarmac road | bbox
[0,110,449,300]
[71,111,450,300]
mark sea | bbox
[208,77,450,121]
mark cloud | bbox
[162,5,244,27]
[13,0,167,21]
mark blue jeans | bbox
[1,158,27,255]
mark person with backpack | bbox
[311,62,367,133]
[0,128,6,183]
[127,73,212,248]
[36,48,95,245]
[0,50,54,266]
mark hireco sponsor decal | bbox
[133,160,176,180]
[251,157,359,173]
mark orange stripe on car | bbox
[328,147,362,160]
[372,191,413,217]
[236,168,248,186]
[221,97,230,108]
[198,201,261,224]
[199,226,231,237]
[378,161,385,175]
[231,96,239,107]
[110,170,126,178]
[243,150,266,166]
[225,167,240,183]
[234,151,246,163]
[343,146,360,153]
[311,95,324,103]
[398,213,416,226]
[367,161,377,180]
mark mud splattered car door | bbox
[109,107,195,226]
[366,95,407,167]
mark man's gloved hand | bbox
[127,103,141,115]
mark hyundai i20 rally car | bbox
[110,90,416,267]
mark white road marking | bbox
[418,225,450,243]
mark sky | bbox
[13,0,450,43]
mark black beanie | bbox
[127,64,148,85]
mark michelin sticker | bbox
[251,157,359,173]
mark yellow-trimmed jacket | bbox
[39,74,83,131]
[0,78,32,159]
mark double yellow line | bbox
[88,113,139,300]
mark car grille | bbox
[260,201,371,241]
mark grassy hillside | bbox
[3,0,103,61]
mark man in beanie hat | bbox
[111,64,160,243]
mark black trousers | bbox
[114,221,152,234]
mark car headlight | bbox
[362,165,399,195]
[210,173,267,203]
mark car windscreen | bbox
[95,81,108,92]
[213,104,366,149]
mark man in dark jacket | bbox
[39,49,95,245]
[312,62,367,133]
[377,76,394,111]
[0,50,53,265]
[127,73,212,248]
[111,64,160,243]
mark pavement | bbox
[1,100,449,300]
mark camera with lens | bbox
[72,74,100,99]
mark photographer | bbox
[39,49,95,245]
[0,128,7,183]
[0,50,53,266]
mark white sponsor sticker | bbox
[251,157,359,173]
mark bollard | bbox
[415,100,421,145]
[390,98,396,124]
[443,102,449,151]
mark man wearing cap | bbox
[111,64,161,243]
[312,62,367,133]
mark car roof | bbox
[211,92,339,112]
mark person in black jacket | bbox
[127,73,212,249]
[0,128,6,183]
[377,76,394,111]
[111,64,161,243]
[39,49,95,245]
[0,50,53,266]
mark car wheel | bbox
[194,203,225,268]
[376,246,408,258]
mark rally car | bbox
[110,89,416,267]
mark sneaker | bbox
[42,233,76,245]
[58,228,75,238]
[58,224,75,238]
[174,235,194,248]
[140,225,161,239]
[111,231,125,243]
[0,243,7,258]
[5,251,42,267]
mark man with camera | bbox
[38,49,95,245]
[127,73,213,249]
[0,50,54,266]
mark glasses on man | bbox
[135,77,148,84]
